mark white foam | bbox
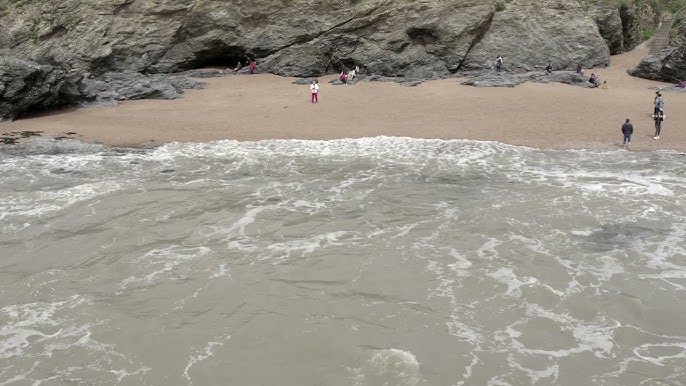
[488,268,538,298]
[517,304,616,359]
[120,246,213,289]
[0,180,123,222]
[183,335,231,385]
[0,296,88,359]
[209,264,232,279]
[352,348,423,386]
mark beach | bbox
[1,47,684,151]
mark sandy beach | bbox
[1,47,684,151]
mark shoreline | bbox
[2,48,685,152]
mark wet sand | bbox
[2,47,684,151]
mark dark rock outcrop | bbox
[77,72,205,106]
[526,72,597,88]
[629,23,686,82]
[0,55,207,119]
[0,56,66,121]
[461,73,525,87]
[462,71,597,88]
[628,46,686,81]
[586,2,625,54]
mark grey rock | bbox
[462,0,611,72]
[526,72,597,88]
[462,71,598,88]
[77,72,205,105]
[628,45,686,82]
[461,73,525,87]
[292,78,314,85]
[587,2,624,54]
[176,68,231,78]
[630,23,686,81]
[0,56,66,121]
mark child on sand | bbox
[249,60,256,74]
[340,70,347,85]
[310,80,319,103]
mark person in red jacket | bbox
[249,60,256,74]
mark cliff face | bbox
[0,0,614,77]
[0,0,664,119]
[629,21,686,82]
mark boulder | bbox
[77,72,205,105]
[586,2,625,54]
[461,0,610,72]
[461,73,525,87]
[628,46,686,81]
[526,72,597,88]
[629,22,686,82]
[0,56,66,121]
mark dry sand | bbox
[2,47,684,151]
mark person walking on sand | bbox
[654,91,664,115]
[310,79,319,104]
[654,110,664,140]
[495,55,503,72]
[249,59,257,74]
[621,118,634,147]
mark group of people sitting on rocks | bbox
[575,63,607,88]
[233,59,257,74]
[542,61,607,89]
[339,66,361,84]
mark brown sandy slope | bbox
[1,48,684,151]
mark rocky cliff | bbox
[0,0,666,120]
[629,20,686,82]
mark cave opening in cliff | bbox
[191,44,252,70]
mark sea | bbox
[1,137,685,386]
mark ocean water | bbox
[1,137,685,386]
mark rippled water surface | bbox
[1,137,685,385]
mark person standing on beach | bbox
[621,118,634,147]
[654,92,664,115]
[249,59,257,74]
[495,55,503,72]
[654,110,664,140]
[310,80,319,104]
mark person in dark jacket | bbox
[654,111,664,140]
[621,118,634,147]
